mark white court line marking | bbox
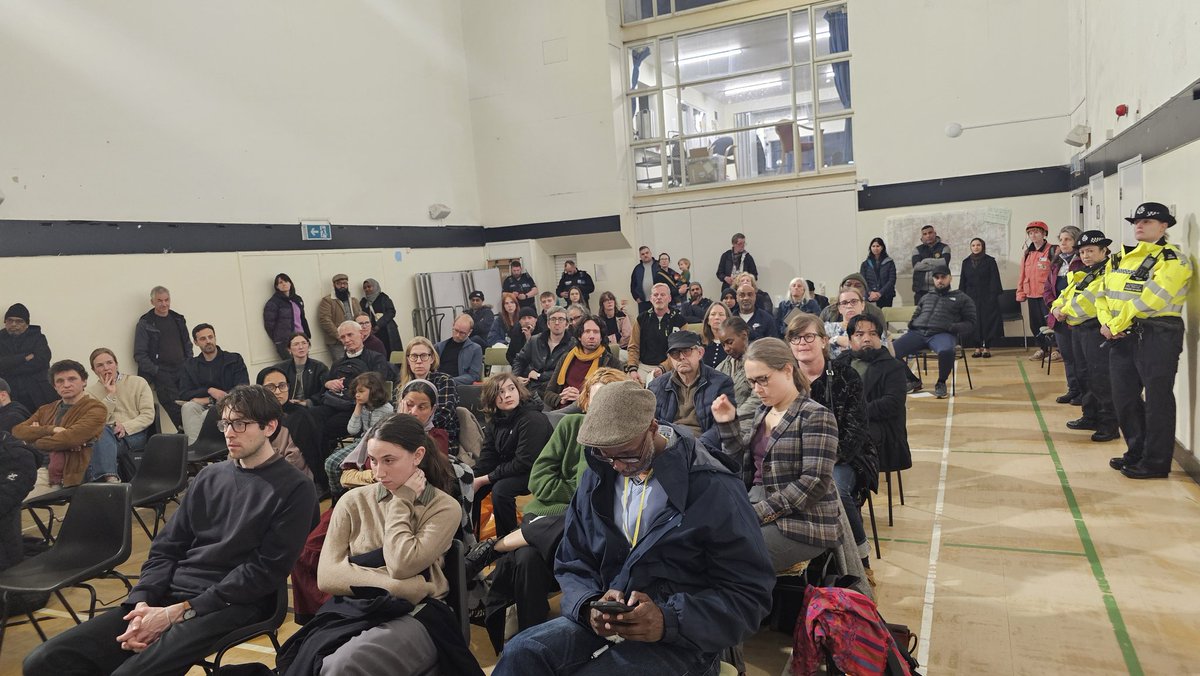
[917,391,954,671]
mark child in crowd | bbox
[324,371,394,500]
[678,257,692,285]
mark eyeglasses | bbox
[407,353,433,362]
[548,317,568,323]
[262,383,289,392]
[3,318,26,325]
[217,419,260,433]
[357,321,372,327]
[838,298,863,308]
[787,333,820,345]
[667,347,697,359]
[746,374,774,387]
[589,447,646,465]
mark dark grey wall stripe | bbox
[0,215,621,257]
[857,166,1071,211]
[1069,77,1200,190]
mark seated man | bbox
[507,307,539,365]
[0,303,57,412]
[715,317,761,440]
[648,330,735,438]
[0,377,32,433]
[436,314,484,385]
[679,282,712,323]
[467,290,496,348]
[178,323,249,444]
[891,263,977,399]
[533,291,557,335]
[355,313,387,356]
[543,316,618,409]
[13,360,107,493]
[734,282,776,341]
[85,348,156,482]
[513,306,577,395]
[310,321,394,461]
[24,385,318,676]
[729,272,773,315]
[493,380,774,676]
[840,314,911,493]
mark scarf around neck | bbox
[556,344,607,385]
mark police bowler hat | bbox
[1076,230,1112,249]
[1125,202,1176,227]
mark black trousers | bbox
[1072,323,1116,434]
[473,477,530,538]
[1109,320,1184,473]
[151,366,183,429]
[1026,298,1048,338]
[1053,323,1079,395]
[24,599,265,676]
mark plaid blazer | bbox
[718,393,841,549]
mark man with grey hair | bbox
[436,314,484,385]
[625,283,687,385]
[0,377,32,433]
[513,306,576,395]
[134,286,192,429]
[493,380,773,676]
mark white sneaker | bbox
[1029,349,1045,361]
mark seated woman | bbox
[487,292,521,346]
[398,336,461,455]
[472,373,553,539]
[776,277,822,336]
[825,287,878,359]
[256,366,318,480]
[701,301,730,369]
[710,337,840,572]
[324,372,393,500]
[293,414,482,676]
[787,312,879,566]
[466,367,626,652]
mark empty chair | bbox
[187,407,228,470]
[22,486,77,545]
[0,483,133,652]
[130,433,189,539]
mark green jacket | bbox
[524,414,587,517]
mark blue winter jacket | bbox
[860,256,897,306]
[434,337,484,385]
[555,425,774,655]
[648,364,735,434]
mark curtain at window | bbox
[824,9,851,163]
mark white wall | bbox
[853,0,1073,185]
[0,1,480,226]
[463,0,626,227]
[2,245,485,386]
[1068,0,1200,144]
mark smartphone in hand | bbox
[590,600,634,615]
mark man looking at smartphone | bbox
[493,380,773,676]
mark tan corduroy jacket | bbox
[13,394,107,486]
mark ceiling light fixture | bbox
[723,78,783,96]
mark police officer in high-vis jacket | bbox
[1097,202,1192,479]
[1051,230,1119,442]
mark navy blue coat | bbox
[648,364,735,434]
[860,255,897,306]
[555,426,774,655]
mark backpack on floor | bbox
[792,585,922,676]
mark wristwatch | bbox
[181,600,196,622]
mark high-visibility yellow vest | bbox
[1096,239,1192,334]
[1051,261,1108,325]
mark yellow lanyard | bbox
[621,470,654,548]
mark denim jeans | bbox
[494,616,718,676]
[85,426,148,482]
[892,330,958,384]
[833,463,866,549]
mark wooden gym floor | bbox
[3,348,1198,675]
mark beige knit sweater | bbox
[318,481,460,604]
[85,373,156,435]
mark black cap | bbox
[518,307,538,319]
[666,330,702,351]
[1076,230,1112,248]
[468,290,484,301]
[1125,202,1176,227]
[4,303,29,323]
[930,262,951,276]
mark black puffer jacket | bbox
[0,431,38,520]
[808,357,878,492]
[908,286,978,336]
[475,400,553,484]
[837,349,911,473]
[0,326,56,410]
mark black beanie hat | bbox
[4,303,29,323]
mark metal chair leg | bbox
[866,492,881,560]
[962,346,974,389]
[132,508,155,540]
[885,472,894,527]
[898,470,905,505]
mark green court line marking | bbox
[1019,361,1143,675]
[877,536,1085,557]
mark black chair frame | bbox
[194,582,289,674]
[130,433,190,539]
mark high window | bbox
[627,4,852,193]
